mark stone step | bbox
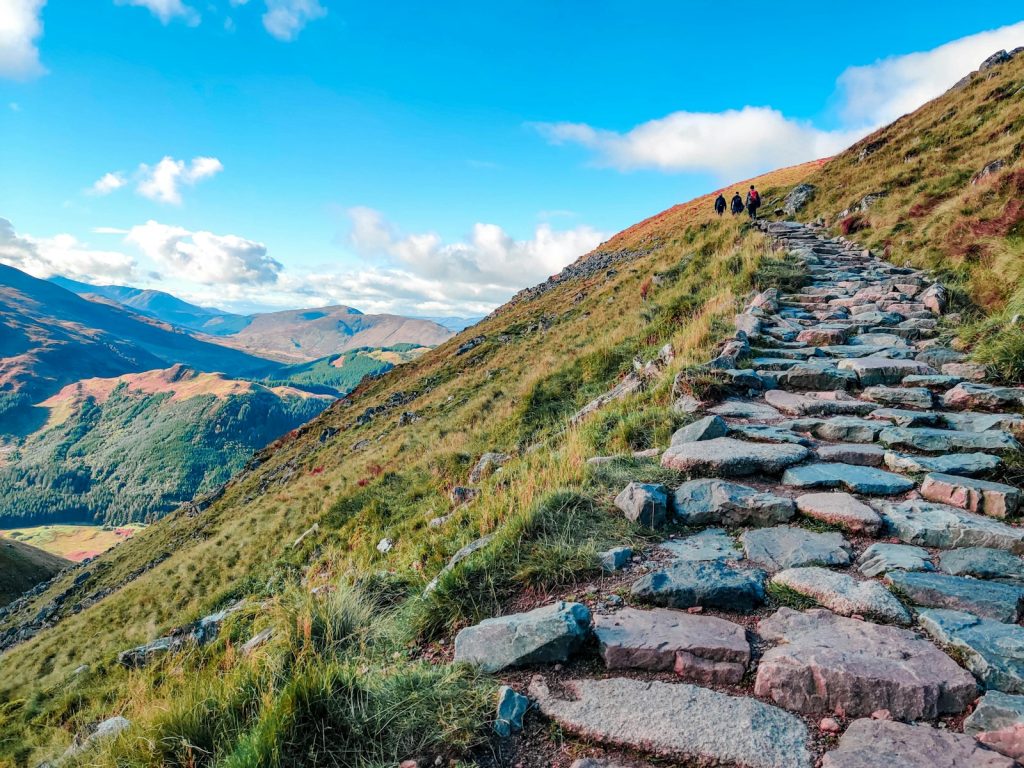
[878,500,1024,553]
[887,570,1024,622]
[771,567,911,623]
[795,491,882,534]
[631,560,766,612]
[920,473,1021,518]
[883,450,1002,477]
[878,426,1021,454]
[821,719,1015,768]
[857,543,934,577]
[765,389,876,416]
[529,676,812,768]
[661,437,809,477]
[781,462,915,495]
[918,609,1024,694]
[741,526,852,573]
[672,478,796,527]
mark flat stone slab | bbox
[729,424,812,446]
[943,412,1024,433]
[887,570,1024,622]
[918,609,1024,694]
[776,363,858,391]
[742,526,852,573]
[782,463,915,495]
[868,408,943,427]
[453,601,592,672]
[796,492,882,534]
[765,389,876,417]
[862,385,934,409]
[857,542,934,578]
[772,567,911,624]
[821,718,1015,768]
[943,383,1024,412]
[661,438,809,477]
[902,373,964,391]
[879,500,1024,553]
[670,415,727,444]
[814,443,884,466]
[884,450,1003,477]
[939,547,1024,581]
[837,356,935,386]
[811,416,885,443]
[672,479,796,527]
[660,528,740,562]
[755,608,977,720]
[965,691,1024,737]
[920,473,1021,518]
[529,676,812,768]
[879,426,1021,454]
[593,607,749,684]
[631,560,766,613]
[707,399,783,419]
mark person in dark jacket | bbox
[714,193,726,216]
[746,185,761,219]
[730,192,744,215]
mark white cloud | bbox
[136,156,223,204]
[114,0,199,25]
[536,22,1024,177]
[262,0,326,41]
[0,217,137,282]
[90,172,128,196]
[836,21,1024,127]
[125,220,282,285]
[0,0,46,80]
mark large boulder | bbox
[784,183,817,214]
[453,601,591,673]
[754,608,977,720]
[529,676,812,768]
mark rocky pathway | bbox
[458,221,1024,767]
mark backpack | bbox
[750,190,760,205]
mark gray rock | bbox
[812,416,885,443]
[494,685,530,737]
[887,570,1024,622]
[814,443,885,466]
[425,533,497,593]
[765,389,876,417]
[241,627,274,656]
[918,609,1024,694]
[837,356,935,386]
[631,560,766,613]
[672,479,795,527]
[795,492,882,534]
[868,408,943,427]
[921,473,1021,518]
[742,526,852,573]
[755,608,977,720]
[529,676,811,768]
[921,283,948,315]
[964,691,1024,736]
[708,399,782,419]
[614,482,669,528]
[469,452,511,483]
[61,716,132,761]
[821,718,1014,768]
[943,383,1024,412]
[599,546,634,572]
[784,183,817,214]
[880,500,1024,553]
[916,347,965,368]
[782,462,915,495]
[670,415,727,444]
[862,385,934,409]
[940,548,1024,581]
[883,450,1002,477]
[661,437,809,477]
[944,362,989,381]
[453,601,592,672]
[776,363,858,391]
[729,424,813,446]
[593,607,749,684]
[879,426,1021,454]
[857,543,934,578]
[772,567,911,624]
[902,373,964,391]
[660,528,740,562]
[943,411,1024,433]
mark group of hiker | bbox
[714,185,761,218]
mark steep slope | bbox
[0,365,332,526]
[204,305,454,362]
[0,265,279,428]
[49,277,250,335]
[0,159,817,764]
[0,538,69,606]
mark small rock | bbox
[857,543,933,578]
[820,717,841,734]
[670,415,728,444]
[376,538,394,553]
[614,482,669,528]
[599,546,634,573]
[494,685,530,737]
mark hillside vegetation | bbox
[1,52,1023,768]
[0,538,69,606]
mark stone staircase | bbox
[457,221,1024,767]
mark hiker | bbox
[746,185,761,219]
[730,192,744,215]
[714,193,726,216]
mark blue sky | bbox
[1,2,1023,316]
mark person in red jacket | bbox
[746,185,761,219]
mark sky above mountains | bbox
[1,2,1023,316]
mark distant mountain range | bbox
[0,266,458,525]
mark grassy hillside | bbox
[0,367,332,526]
[0,538,69,606]
[3,52,1023,768]
[261,343,431,395]
[0,525,143,562]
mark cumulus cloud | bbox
[125,220,282,285]
[90,172,127,195]
[114,0,199,25]
[135,156,223,204]
[0,0,46,80]
[0,217,137,282]
[536,22,1024,177]
[262,0,326,41]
